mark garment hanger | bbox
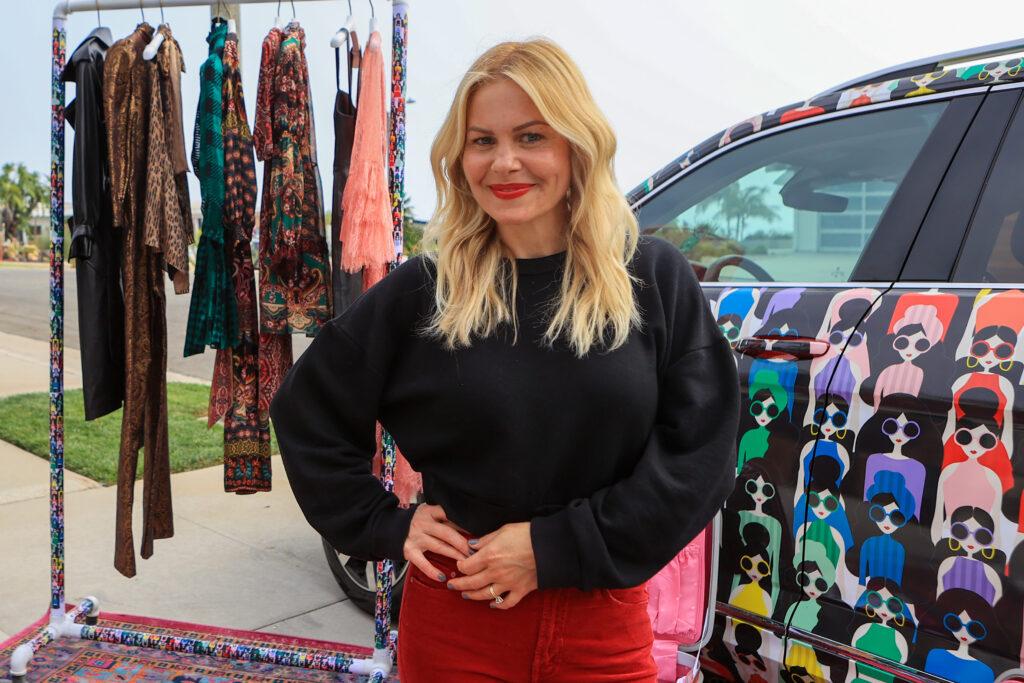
[286,0,299,29]
[211,0,229,28]
[367,0,377,35]
[142,1,167,60]
[330,0,356,48]
[276,0,298,29]
[212,0,234,34]
[86,0,113,44]
[350,28,361,68]
[274,0,288,29]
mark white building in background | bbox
[25,202,59,240]
[792,181,890,253]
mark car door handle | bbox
[734,336,830,360]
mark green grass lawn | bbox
[0,383,280,485]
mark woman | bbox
[857,470,914,587]
[737,369,787,472]
[923,589,1002,683]
[728,523,775,617]
[935,506,1005,606]
[847,579,917,683]
[270,38,739,681]
[871,303,945,406]
[932,384,1009,545]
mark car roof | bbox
[626,51,1024,206]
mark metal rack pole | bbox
[55,0,321,19]
[373,0,409,668]
[8,1,407,679]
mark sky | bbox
[3,0,1023,222]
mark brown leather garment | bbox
[103,23,174,578]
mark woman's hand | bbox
[403,504,473,583]
[448,522,538,609]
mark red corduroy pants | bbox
[397,531,658,682]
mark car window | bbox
[634,102,948,283]
[953,99,1024,284]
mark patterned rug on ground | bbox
[0,605,396,681]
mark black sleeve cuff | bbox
[67,221,94,260]
[530,508,583,590]
[371,503,420,563]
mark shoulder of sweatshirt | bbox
[340,254,435,305]
[629,234,705,312]
[374,254,436,303]
[631,234,720,366]
[323,255,436,350]
[630,234,696,286]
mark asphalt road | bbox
[0,264,313,380]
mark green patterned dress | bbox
[185,21,238,356]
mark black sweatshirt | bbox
[270,235,740,591]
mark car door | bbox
[632,91,983,683]
[846,85,1024,683]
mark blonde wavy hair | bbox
[418,38,643,358]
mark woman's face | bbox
[741,552,770,582]
[809,488,838,519]
[893,328,930,361]
[461,78,572,235]
[882,413,920,448]
[865,587,902,624]
[828,325,863,349]
[869,500,906,535]
[951,516,994,555]
[745,476,775,505]
[751,396,779,427]
[813,401,847,438]
[797,566,830,599]
[953,423,999,459]
[719,317,741,347]
[945,609,987,646]
[970,333,1015,370]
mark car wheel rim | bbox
[337,553,410,591]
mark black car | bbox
[328,38,1024,683]
[629,37,1024,683]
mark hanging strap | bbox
[334,38,354,94]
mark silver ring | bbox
[488,585,503,604]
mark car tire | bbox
[322,537,410,623]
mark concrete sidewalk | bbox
[0,331,375,649]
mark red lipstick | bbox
[490,183,533,200]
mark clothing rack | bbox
[9,0,409,679]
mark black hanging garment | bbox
[330,37,363,315]
[62,27,126,421]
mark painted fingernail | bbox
[447,582,455,590]
[468,539,479,546]
[468,549,477,555]
[437,572,445,581]
[461,592,469,599]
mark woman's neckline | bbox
[512,249,568,275]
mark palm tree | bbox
[0,163,48,254]
[698,184,779,242]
